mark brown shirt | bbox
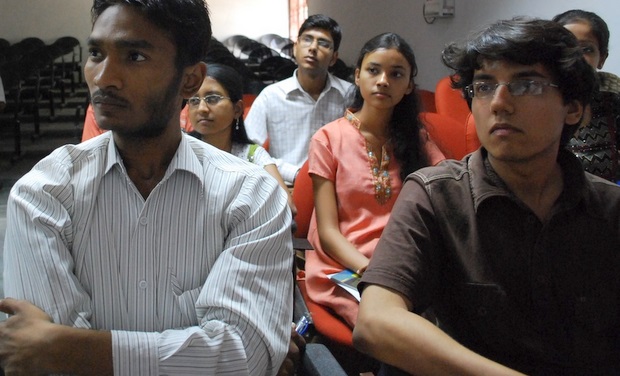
[361,148,620,375]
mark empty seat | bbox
[435,75,470,124]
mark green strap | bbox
[248,144,258,163]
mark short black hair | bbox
[298,14,342,51]
[553,9,610,58]
[441,17,597,144]
[92,0,212,69]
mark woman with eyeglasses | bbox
[188,63,297,216]
[553,9,620,183]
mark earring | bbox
[235,118,240,131]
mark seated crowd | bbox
[1,1,619,375]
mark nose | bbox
[377,72,389,86]
[307,40,318,53]
[89,57,123,90]
[489,84,514,114]
[198,99,211,112]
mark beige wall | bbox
[308,0,620,89]
[2,0,620,90]
[0,0,288,60]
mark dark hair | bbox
[552,9,610,58]
[441,17,597,144]
[350,32,426,181]
[298,14,342,52]
[91,0,212,70]
[205,63,252,144]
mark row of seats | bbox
[223,34,354,85]
[223,34,297,84]
[0,36,82,159]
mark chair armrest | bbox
[300,343,348,376]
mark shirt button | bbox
[139,216,148,226]
[139,280,148,289]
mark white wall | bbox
[0,0,289,58]
[2,1,620,90]
[0,0,92,45]
[308,0,620,89]
[208,0,288,41]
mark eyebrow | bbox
[87,37,155,51]
[473,70,548,81]
[367,62,407,70]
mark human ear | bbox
[233,99,244,119]
[565,99,584,126]
[598,51,609,69]
[354,67,360,86]
[405,79,414,95]
[328,51,339,67]
[181,62,207,99]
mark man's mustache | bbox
[90,90,130,107]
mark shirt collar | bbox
[285,69,349,98]
[468,147,591,213]
[103,132,205,188]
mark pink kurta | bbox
[305,115,444,327]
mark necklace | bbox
[345,110,392,205]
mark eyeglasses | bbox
[465,80,559,99]
[187,94,231,107]
[298,34,333,50]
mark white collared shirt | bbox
[4,132,293,375]
[245,70,352,182]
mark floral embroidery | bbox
[345,110,392,205]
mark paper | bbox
[327,269,361,301]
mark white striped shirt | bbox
[245,70,352,183]
[4,132,293,375]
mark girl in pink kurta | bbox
[305,33,445,327]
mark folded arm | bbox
[2,164,293,375]
[354,285,524,376]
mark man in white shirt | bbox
[245,14,353,184]
[0,1,293,375]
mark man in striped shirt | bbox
[0,1,294,374]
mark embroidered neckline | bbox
[345,110,392,205]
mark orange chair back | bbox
[465,112,481,152]
[242,93,257,119]
[435,76,470,124]
[418,89,436,113]
[292,160,314,239]
[421,112,469,160]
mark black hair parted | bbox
[299,14,343,52]
[553,9,610,58]
[204,63,252,145]
[350,32,427,181]
[92,0,212,69]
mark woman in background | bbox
[305,33,444,327]
[188,63,297,215]
[554,9,620,183]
